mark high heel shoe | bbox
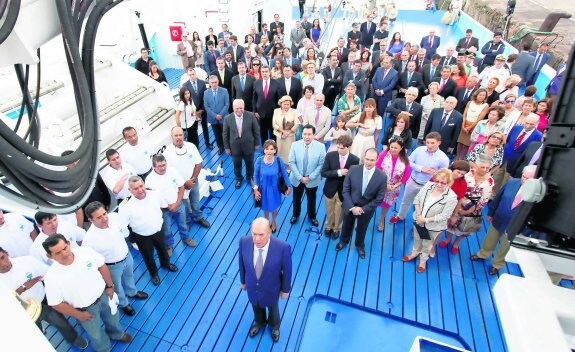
[378,219,384,232]
[271,223,277,233]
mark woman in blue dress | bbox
[388,32,404,56]
[253,140,291,233]
[311,19,322,47]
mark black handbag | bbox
[414,222,431,240]
[277,157,289,194]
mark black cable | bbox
[0,0,20,45]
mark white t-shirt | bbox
[44,246,106,308]
[119,139,154,175]
[145,167,186,204]
[0,256,48,301]
[29,222,85,266]
[0,213,35,257]
[83,213,129,263]
[118,190,165,236]
[101,163,137,200]
[163,142,203,180]
[177,101,197,129]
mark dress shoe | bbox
[389,215,402,224]
[218,148,224,155]
[271,328,280,342]
[129,291,148,300]
[310,218,319,227]
[166,247,173,257]
[470,254,483,261]
[121,305,135,316]
[115,333,133,343]
[71,336,88,350]
[206,143,214,149]
[183,238,197,247]
[235,180,242,189]
[271,224,277,233]
[290,216,298,224]
[324,228,333,237]
[164,264,178,272]
[248,323,261,337]
[198,218,211,228]
[331,231,340,239]
[438,240,449,248]
[450,246,460,255]
[488,267,499,275]
[357,247,366,259]
[151,275,161,285]
[335,242,346,251]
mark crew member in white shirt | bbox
[30,212,85,266]
[83,202,148,316]
[0,209,37,257]
[162,127,211,228]
[43,234,132,352]
[146,154,197,256]
[119,176,178,285]
[0,247,88,349]
[120,126,154,180]
[101,148,137,203]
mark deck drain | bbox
[324,311,337,323]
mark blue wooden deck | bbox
[45,128,522,352]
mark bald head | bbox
[523,114,540,132]
[251,217,271,248]
[171,126,185,147]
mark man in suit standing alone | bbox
[231,61,256,111]
[359,14,377,49]
[223,99,260,189]
[239,217,292,342]
[253,66,282,143]
[204,75,230,155]
[321,135,360,239]
[290,21,307,57]
[289,125,326,227]
[420,29,441,60]
[335,148,387,259]
[424,97,463,155]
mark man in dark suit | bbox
[322,55,344,109]
[231,62,256,112]
[342,60,367,99]
[211,57,234,112]
[335,148,387,259]
[277,65,302,105]
[424,97,463,154]
[335,38,349,66]
[223,99,260,188]
[269,14,284,34]
[239,217,292,342]
[184,67,212,148]
[359,14,377,49]
[227,35,245,63]
[415,49,430,73]
[372,57,399,118]
[396,61,425,99]
[259,23,272,43]
[253,66,282,143]
[527,43,550,85]
[301,14,312,38]
[217,24,232,40]
[440,47,457,66]
[456,29,479,53]
[503,115,542,174]
[432,66,457,99]
[394,51,410,73]
[512,43,535,86]
[420,29,441,60]
[385,87,423,142]
[222,51,238,75]
[370,41,388,66]
[282,48,300,68]
[454,76,478,113]
[422,54,442,87]
[321,135,360,239]
[347,23,361,48]
[245,26,261,45]
[204,75,230,154]
[509,137,543,178]
[204,41,220,73]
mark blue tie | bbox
[430,67,435,78]
[302,145,309,176]
[240,76,245,91]
[213,90,217,102]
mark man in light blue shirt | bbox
[390,132,450,223]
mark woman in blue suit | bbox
[253,140,291,233]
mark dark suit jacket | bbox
[512,52,535,85]
[420,35,441,60]
[440,56,456,66]
[359,21,377,48]
[239,236,292,308]
[277,77,303,105]
[342,69,367,97]
[253,79,281,119]
[422,63,443,87]
[456,36,479,52]
[385,98,423,138]
[336,47,349,65]
[424,108,463,153]
[454,87,477,113]
[223,111,260,155]
[321,151,361,200]
[231,74,256,111]
[270,22,285,34]
[528,51,551,84]
[432,77,457,99]
[211,69,234,92]
[223,61,238,75]
[396,71,425,98]
[204,50,220,73]
[488,178,522,233]
[184,79,207,115]
[322,66,344,95]
[394,60,409,73]
[342,165,387,215]
[509,141,542,178]
[415,58,430,72]
[503,126,543,172]
[227,45,245,63]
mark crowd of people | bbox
[0,3,567,350]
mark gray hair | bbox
[128,175,143,184]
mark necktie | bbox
[367,22,371,32]
[463,90,470,101]
[192,81,197,92]
[315,109,320,124]
[429,36,433,48]
[533,54,541,71]
[236,117,242,137]
[402,62,406,72]
[255,249,263,279]
[407,72,412,83]
[220,71,225,82]
[362,169,369,195]
[441,112,449,128]
[406,103,411,112]
[233,48,237,61]
[338,49,342,61]
[439,79,446,92]
[212,51,216,61]
[430,66,435,78]
[529,146,542,165]
[383,68,388,79]
[302,145,309,176]
[339,155,346,169]
[466,38,470,48]
[511,191,523,210]
[514,130,527,149]
[263,80,268,99]
[213,90,217,101]
[240,76,245,91]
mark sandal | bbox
[378,219,384,232]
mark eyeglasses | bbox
[436,181,448,185]
[253,63,260,66]
[505,100,516,103]
[175,146,188,156]
[490,135,503,140]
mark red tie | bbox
[212,51,216,60]
[339,155,345,169]
[338,49,342,61]
[263,80,268,99]
[511,192,523,209]
[383,69,388,80]
[429,36,433,47]
[514,130,527,150]
[315,109,320,124]
[439,79,446,92]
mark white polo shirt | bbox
[145,167,185,205]
[119,139,154,175]
[0,256,48,301]
[118,190,165,236]
[44,246,106,308]
[83,213,129,263]
[0,213,35,257]
[29,222,85,266]
[101,163,137,200]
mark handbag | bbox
[277,157,289,194]
[457,216,482,233]
[414,223,431,240]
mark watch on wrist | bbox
[105,284,114,289]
